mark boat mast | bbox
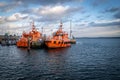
[70,20,72,38]
[32,21,35,30]
[41,27,43,33]
[59,21,63,31]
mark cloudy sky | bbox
[0,0,120,37]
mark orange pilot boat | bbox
[17,22,44,48]
[45,22,71,48]
[16,31,29,48]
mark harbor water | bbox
[0,38,120,80]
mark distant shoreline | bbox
[75,37,120,39]
[0,35,120,39]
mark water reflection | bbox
[0,38,120,80]
[43,49,68,79]
[45,47,69,54]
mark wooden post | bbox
[27,37,30,52]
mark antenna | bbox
[60,20,62,27]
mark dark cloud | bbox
[21,5,83,14]
[0,0,83,12]
[0,3,16,12]
[15,0,83,5]
[103,7,120,19]
[67,7,83,14]
[97,15,103,18]
[20,5,83,22]
[29,16,59,23]
[76,23,86,27]
[92,0,108,7]
[114,11,120,19]
[75,19,84,22]
[0,0,84,14]
[85,15,91,18]
[74,14,91,23]
[21,9,33,14]
[105,7,120,13]
[0,1,25,12]
[89,21,120,27]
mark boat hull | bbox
[45,40,71,48]
[16,41,28,48]
[17,40,44,48]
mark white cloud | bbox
[93,19,120,24]
[73,25,120,37]
[6,13,28,22]
[0,13,29,35]
[38,5,69,15]
[25,5,83,22]
[70,19,120,37]
[7,14,18,21]
[0,16,6,23]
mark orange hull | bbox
[45,40,71,48]
[16,41,28,47]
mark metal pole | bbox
[42,27,43,34]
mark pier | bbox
[0,35,19,46]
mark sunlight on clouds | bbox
[38,5,69,15]
[0,0,120,37]
[74,26,120,37]
[36,5,69,15]
[0,2,6,7]
[6,13,28,21]
[94,19,120,24]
